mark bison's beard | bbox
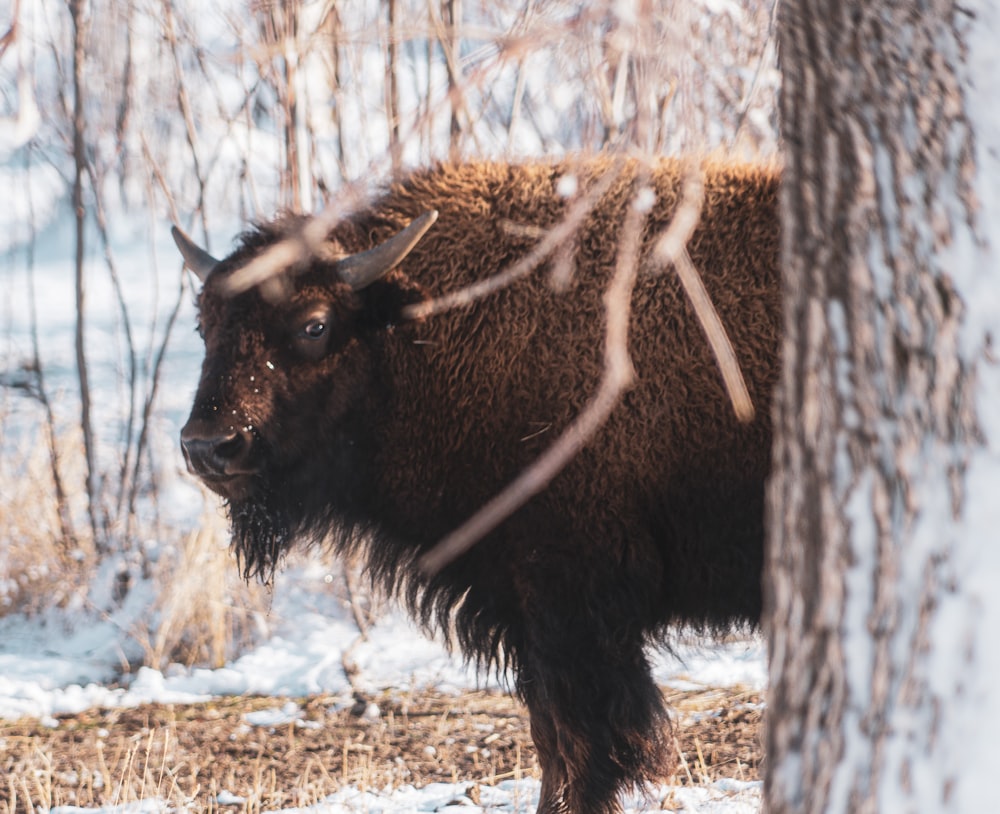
[227,494,296,583]
[224,433,370,583]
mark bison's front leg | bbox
[522,701,570,814]
[514,596,672,814]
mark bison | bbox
[173,156,781,814]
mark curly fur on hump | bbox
[181,155,781,814]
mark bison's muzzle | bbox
[180,421,258,498]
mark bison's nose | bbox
[180,425,255,479]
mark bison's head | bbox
[173,211,437,578]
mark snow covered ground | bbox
[0,557,766,813]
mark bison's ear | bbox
[171,225,219,283]
[337,210,438,291]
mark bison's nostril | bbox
[214,433,246,460]
[180,430,254,477]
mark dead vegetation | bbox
[0,686,762,813]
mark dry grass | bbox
[0,402,271,669]
[136,503,274,671]
[0,686,763,814]
[0,423,93,617]
[0,448,271,673]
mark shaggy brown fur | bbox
[178,156,781,814]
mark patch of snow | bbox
[245,701,305,728]
[651,637,766,691]
[181,779,762,814]
[0,564,765,723]
[51,802,168,814]
[215,791,248,806]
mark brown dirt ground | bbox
[0,686,763,814]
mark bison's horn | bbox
[337,210,438,290]
[171,225,219,283]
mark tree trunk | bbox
[280,0,302,210]
[766,1,1000,812]
[68,0,102,550]
[386,0,401,176]
[442,0,461,160]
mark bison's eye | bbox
[301,320,327,340]
[292,308,335,358]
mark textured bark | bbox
[256,0,303,208]
[766,2,981,812]
[386,0,401,175]
[68,0,101,549]
[442,0,462,160]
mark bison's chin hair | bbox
[227,496,296,583]
[224,454,367,584]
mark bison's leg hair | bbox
[516,621,672,814]
[525,703,570,814]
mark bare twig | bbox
[22,157,76,547]
[161,0,207,231]
[84,160,139,529]
[340,562,375,694]
[218,180,366,297]
[427,0,483,159]
[418,154,752,575]
[128,138,193,535]
[343,564,373,640]
[255,0,306,208]
[440,0,463,159]
[650,163,755,423]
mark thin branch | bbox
[730,0,779,147]
[427,0,483,159]
[22,151,76,547]
[161,0,207,230]
[443,0,462,159]
[650,163,755,423]
[418,153,753,575]
[343,564,373,640]
[85,160,139,527]
[339,559,378,695]
[218,180,368,297]
[132,135,193,532]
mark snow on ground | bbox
[0,557,766,719]
[0,557,765,813]
[40,781,763,814]
[253,779,764,814]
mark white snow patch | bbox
[215,791,247,806]
[51,802,168,814]
[0,584,764,722]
